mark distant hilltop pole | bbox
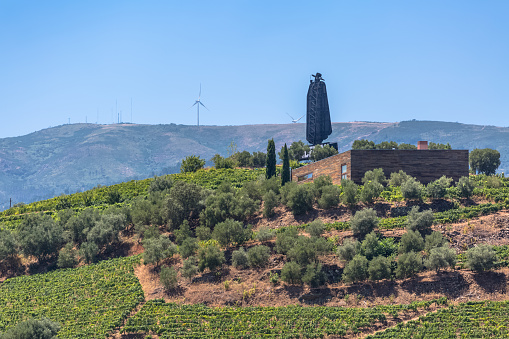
[306,73,332,145]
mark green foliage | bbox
[179,237,199,259]
[287,236,330,266]
[195,226,211,241]
[57,243,78,269]
[174,220,193,245]
[350,208,379,239]
[389,170,411,187]
[406,206,434,236]
[286,140,310,161]
[352,139,375,150]
[0,317,61,339]
[79,241,99,264]
[212,219,252,247]
[17,214,63,260]
[247,245,271,268]
[318,185,340,209]
[395,251,422,279]
[428,142,452,150]
[360,231,379,260]
[456,176,475,198]
[340,179,358,208]
[353,139,419,150]
[400,177,423,200]
[425,246,456,272]
[0,229,16,261]
[307,219,325,237]
[0,255,144,338]
[470,148,501,175]
[310,144,338,161]
[342,254,369,283]
[466,245,496,271]
[262,190,278,218]
[266,139,277,179]
[232,247,248,269]
[285,184,314,215]
[362,168,386,185]
[368,256,392,281]
[281,261,302,284]
[143,236,177,265]
[148,175,173,194]
[255,227,275,242]
[182,256,198,281]
[200,189,258,228]
[180,155,206,173]
[337,238,359,262]
[251,151,266,168]
[211,154,235,169]
[313,175,333,194]
[426,176,453,199]
[86,213,126,249]
[424,231,447,253]
[164,181,204,230]
[302,262,326,287]
[276,227,299,254]
[281,143,291,186]
[197,243,225,272]
[398,230,424,254]
[360,181,384,204]
[160,266,178,290]
[234,151,253,168]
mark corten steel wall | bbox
[291,151,351,184]
[292,150,469,185]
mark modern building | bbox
[291,141,469,185]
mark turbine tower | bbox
[191,84,208,126]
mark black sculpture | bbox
[306,73,332,145]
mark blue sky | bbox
[1,1,509,138]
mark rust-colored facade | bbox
[291,149,469,185]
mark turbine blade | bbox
[296,115,305,121]
[190,102,198,108]
[199,102,209,110]
[285,112,295,120]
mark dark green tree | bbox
[197,243,225,272]
[396,251,422,279]
[469,148,501,175]
[266,139,277,179]
[342,254,369,283]
[17,214,63,260]
[0,318,60,339]
[281,143,291,186]
[160,266,178,290]
[310,144,338,161]
[180,155,206,173]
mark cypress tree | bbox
[266,139,276,179]
[281,143,290,186]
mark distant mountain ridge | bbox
[0,120,508,210]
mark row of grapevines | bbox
[0,255,144,338]
[122,298,446,338]
[367,300,509,338]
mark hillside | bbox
[1,120,508,210]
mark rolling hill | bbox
[0,120,508,210]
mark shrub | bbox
[350,208,379,239]
[318,185,341,209]
[276,228,299,254]
[232,247,248,269]
[86,213,126,248]
[342,254,369,283]
[197,243,225,272]
[362,168,386,185]
[426,176,452,199]
[143,236,177,265]
[395,251,423,279]
[160,266,178,290]
[389,170,411,187]
[148,175,174,194]
[398,230,424,254]
[180,155,205,173]
[311,144,338,161]
[247,245,271,267]
[425,246,456,272]
[0,229,16,261]
[212,219,252,247]
[401,177,423,200]
[340,179,358,208]
[286,184,314,215]
[302,262,326,287]
[261,176,281,195]
[287,237,318,266]
[195,226,211,241]
[263,190,278,218]
[235,150,253,168]
[182,256,198,281]
[255,227,275,242]
[279,181,297,205]
[165,182,204,229]
[79,241,99,264]
[211,154,235,169]
[57,242,78,268]
[307,219,325,237]
[360,231,379,260]
[281,261,302,284]
[456,176,475,198]
[368,256,392,281]
[360,181,384,204]
[179,237,199,259]
[313,175,333,196]
[424,231,447,253]
[0,317,60,339]
[466,245,496,271]
[18,214,63,260]
[252,151,266,168]
[337,238,359,262]
[406,206,434,236]
[174,220,193,245]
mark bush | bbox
[143,236,177,265]
[180,155,205,173]
[197,243,225,272]
[406,206,434,236]
[389,170,411,187]
[195,226,211,241]
[350,208,379,239]
[57,242,78,268]
[65,207,100,244]
[340,179,358,208]
[247,245,271,267]
[148,175,174,194]
[252,151,266,168]
[342,254,369,283]
[287,237,319,266]
[255,227,275,242]
[307,219,325,237]
[211,154,235,169]
[263,190,278,218]
[0,229,16,261]
[160,266,178,290]
[0,317,60,339]
[425,246,456,272]
[456,176,475,198]
[235,151,253,167]
[318,185,341,209]
[18,214,64,260]
[426,176,452,199]
[279,181,297,205]
[362,168,386,185]
[395,251,423,279]
[311,144,338,161]
[164,182,204,229]
[424,231,447,253]
[182,256,198,281]
[79,241,99,264]
[276,228,299,254]
[281,261,302,284]
[212,219,252,247]
[86,213,126,248]
[286,184,314,215]
[360,181,384,204]
[313,175,333,196]
[174,220,193,245]
[337,238,359,262]
[360,231,379,260]
[179,237,199,259]
[466,245,496,271]
[398,230,424,254]
[368,256,392,281]
[401,177,423,200]
[302,262,326,287]
[232,247,248,269]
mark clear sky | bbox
[1,1,509,138]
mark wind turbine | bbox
[286,112,304,123]
[191,84,208,126]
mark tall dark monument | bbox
[306,73,332,145]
